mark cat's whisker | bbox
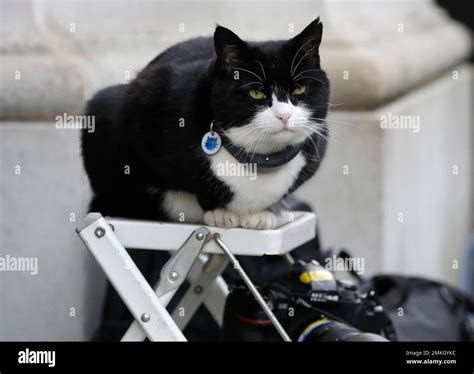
[235,128,267,160]
[222,115,339,157]
[300,127,322,162]
[256,60,267,80]
[229,125,265,144]
[304,121,337,136]
[310,133,322,162]
[248,132,263,161]
[291,43,319,77]
[254,131,270,159]
[233,134,261,156]
[238,81,263,89]
[231,127,258,142]
[292,68,322,81]
[290,116,330,133]
[229,124,281,152]
[307,130,330,143]
[298,123,331,140]
[290,36,319,76]
[295,76,325,84]
[245,129,268,162]
[307,117,354,126]
[230,67,263,82]
[301,123,342,143]
[302,118,347,133]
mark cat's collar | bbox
[220,133,304,172]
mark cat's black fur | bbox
[82,18,330,223]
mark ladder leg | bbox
[121,225,212,341]
[171,254,229,330]
[76,213,186,341]
[122,254,229,340]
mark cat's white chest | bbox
[209,148,306,214]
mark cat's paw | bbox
[240,211,277,230]
[204,209,240,228]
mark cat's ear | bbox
[291,17,323,58]
[214,25,248,70]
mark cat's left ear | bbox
[214,25,248,70]
[290,17,323,58]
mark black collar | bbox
[220,133,303,172]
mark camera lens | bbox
[298,320,388,342]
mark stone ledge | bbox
[323,22,470,109]
[0,0,470,118]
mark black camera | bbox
[223,259,394,341]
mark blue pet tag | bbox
[201,131,222,155]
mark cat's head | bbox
[211,17,330,154]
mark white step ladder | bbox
[76,211,317,341]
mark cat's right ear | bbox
[214,25,248,70]
[290,17,323,58]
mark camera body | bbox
[223,259,392,341]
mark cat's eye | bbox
[249,90,267,100]
[292,85,307,96]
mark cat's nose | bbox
[275,113,291,125]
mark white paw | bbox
[204,209,240,228]
[240,211,277,230]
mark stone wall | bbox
[0,0,471,340]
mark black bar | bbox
[0,342,473,372]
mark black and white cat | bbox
[82,17,330,230]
